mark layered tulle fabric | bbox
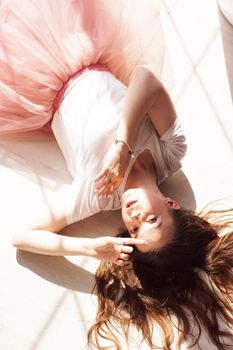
[0,0,169,134]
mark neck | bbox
[125,154,158,191]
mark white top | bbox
[52,70,187,224]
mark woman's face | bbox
[121,187,180,252]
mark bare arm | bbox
[95,66,177,194]
[12,227,145,264]
[12,194,145,262]
[117,65,177,145]
[11,194,70,255]
[13,67,168,258]
[12,228,92,256]
[147,72,177,136]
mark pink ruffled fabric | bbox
[0,0,167,134]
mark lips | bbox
[126,200,138,208]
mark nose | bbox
[130,209,140,218]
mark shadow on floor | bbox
[160,169,196,211]
[17,250,96,294]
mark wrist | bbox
[113,139,134,157]
[62,237,94,257]
[78,238,102,259]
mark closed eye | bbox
[147,216,157,224]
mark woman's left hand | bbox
[89,236,145,265]
[94,141,130,196]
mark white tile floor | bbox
[161,0,233,210]
[0,1,233,349]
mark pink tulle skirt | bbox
[0,0,168,134]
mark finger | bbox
[121,245,133,254]
[95,179,111,191]
[106,184,117,196]
[94,170,109,182]
[109,182,119,194]
[109,177,123,194]
[95,176,110,188]
[97,181,116,196]
[116,259,125,267]
[95,181,108,190]
[95,178,115,193]
[98,183,113,196]
[119,252,129,261]
[114,238,146,246]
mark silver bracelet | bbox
[113,139,134,157]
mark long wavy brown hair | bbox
[88,206,233,349]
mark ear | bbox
[165,197,181,210]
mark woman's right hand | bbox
[94,141,131,196]
[88,236,145,265]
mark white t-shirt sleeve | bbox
[158,118,187,179]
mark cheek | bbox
[137,230,151,242]
[137,231,160,249]
[121,210,130,227]
[135,243,152,253]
